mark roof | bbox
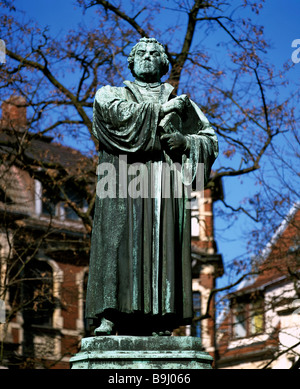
[0,128,95,178]
[233,203,300,295]
[216,203,300,333]
[258,202,300,262]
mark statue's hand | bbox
[160,132,187,151]
[160,95,190,117]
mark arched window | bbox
[22,259,55,327]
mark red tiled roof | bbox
[237,206,300,294]
[0,129,95,178]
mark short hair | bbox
[128,37,169,78]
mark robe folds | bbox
[85,81,218,333]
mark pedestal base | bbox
[70,336,213,369]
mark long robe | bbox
[85,80,218,333]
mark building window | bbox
[42,197,57,217]
[232,304,247,338]
[22,259,55,327]
[231,295,264,339]
[61,190,88,221]
[249,299,264,335]
[191,291,201,338]
[9,258,56,327]
[37,180,59,218]
[35,179,87,221]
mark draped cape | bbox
[85,81,218,332]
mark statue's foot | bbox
[94,318,115,335]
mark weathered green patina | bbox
[85,38,218,335]
[70,336,213,369]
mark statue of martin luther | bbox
[85,37,218,336]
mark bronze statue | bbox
[85,38,218,336]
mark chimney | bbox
[1,96,27,131]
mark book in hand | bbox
[158,102,200,136]
[158,112,182,135]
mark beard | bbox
[133,60,160,82]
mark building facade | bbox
[216,204,300,369]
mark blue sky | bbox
[13,0,300,67]
[11,0,300,289]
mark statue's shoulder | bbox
[95,84,127,101]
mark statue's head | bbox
[128,37,169,83]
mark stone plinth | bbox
[70,336,213,369]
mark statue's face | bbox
[133,42,163,83]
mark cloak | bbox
[85,81,218,333]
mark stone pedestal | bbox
[70,336,213,369]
